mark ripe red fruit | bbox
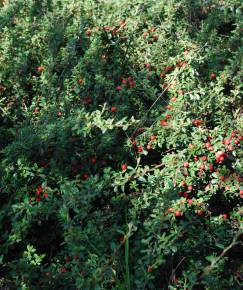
[181,181,187,187]
[91,157,97,164]
[234,140,239,145]
[57,112,62,117]
[37,66,44,72]
[187,199,193,205]
[111,107,117,113]
[192,119,203,126]
[240,190,243,198]
[147,265,153,273]
[146,144,152,150]
[174,210,183,217]
[168,208,174,213]
[137,146,143,153]
[220,176,225,181]
[165,114,171,120]
[199,164,205,171]
[196,210,204,216]
[150,27,156,32]
[166,105,173,110]
[60,268,67,274]
[142,31,148,37]
[160,120,167,126]
[194,156,199,161]
[43,193,49,198]
[36,197,41,202]
[132,140,137,146]
[225,139,231,145]
[201,156,207,161]
[227,145,234,151]
[171,97,177,102]
[34,108,39,113]
[183,192,189,198]
[150,135,157,141]
[78,79,84,85]
[210,73,216,79]
[82,173,89,180]
[116,85,122,91]
[222,214,229,220]
[188,185,193,191]
[121,164,127,171]
[209,164,214,171]
[36,186,43,196]
[183,162,189,168]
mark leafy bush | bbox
[0,0,242,289]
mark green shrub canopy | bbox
[0,0,242,289]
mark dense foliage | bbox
[0,0,242,289]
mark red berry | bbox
[36,186,43,196]
[43,193,49,198]
[209,164,214,171]
[132,140,137,146]
[222,214,229,220]
[183,192,189,198]
[165,114,171,120]
[82,173,89,180]
[196,210,204,216]
[174,210,183,217]
[194,156,199,161]
[57,112,62,117]
[210,73,216,79]
[171,97,177,102]
[234,140,239,145]
[225,139,231,145]
[137,145,143,153]
[116,85,122,91]
[181,181,187,187]
[227,145,234,151]
[183,162,189,168]
[220,176,225,181]
[160,120,167,126]
[146,144,152,150]
[91,157,97,164]
[37,66,44,72]
[111,107,117,113]
[34,108,39,113]
[60,268,67,274]
[147,265,153,273]
[121,164,127,171]
[188,185,193,191]
[187,199,193,205]
[150,134,157,141]
[200,164,205,171]
[201,156,207,161]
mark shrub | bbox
[0,0,242,289]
